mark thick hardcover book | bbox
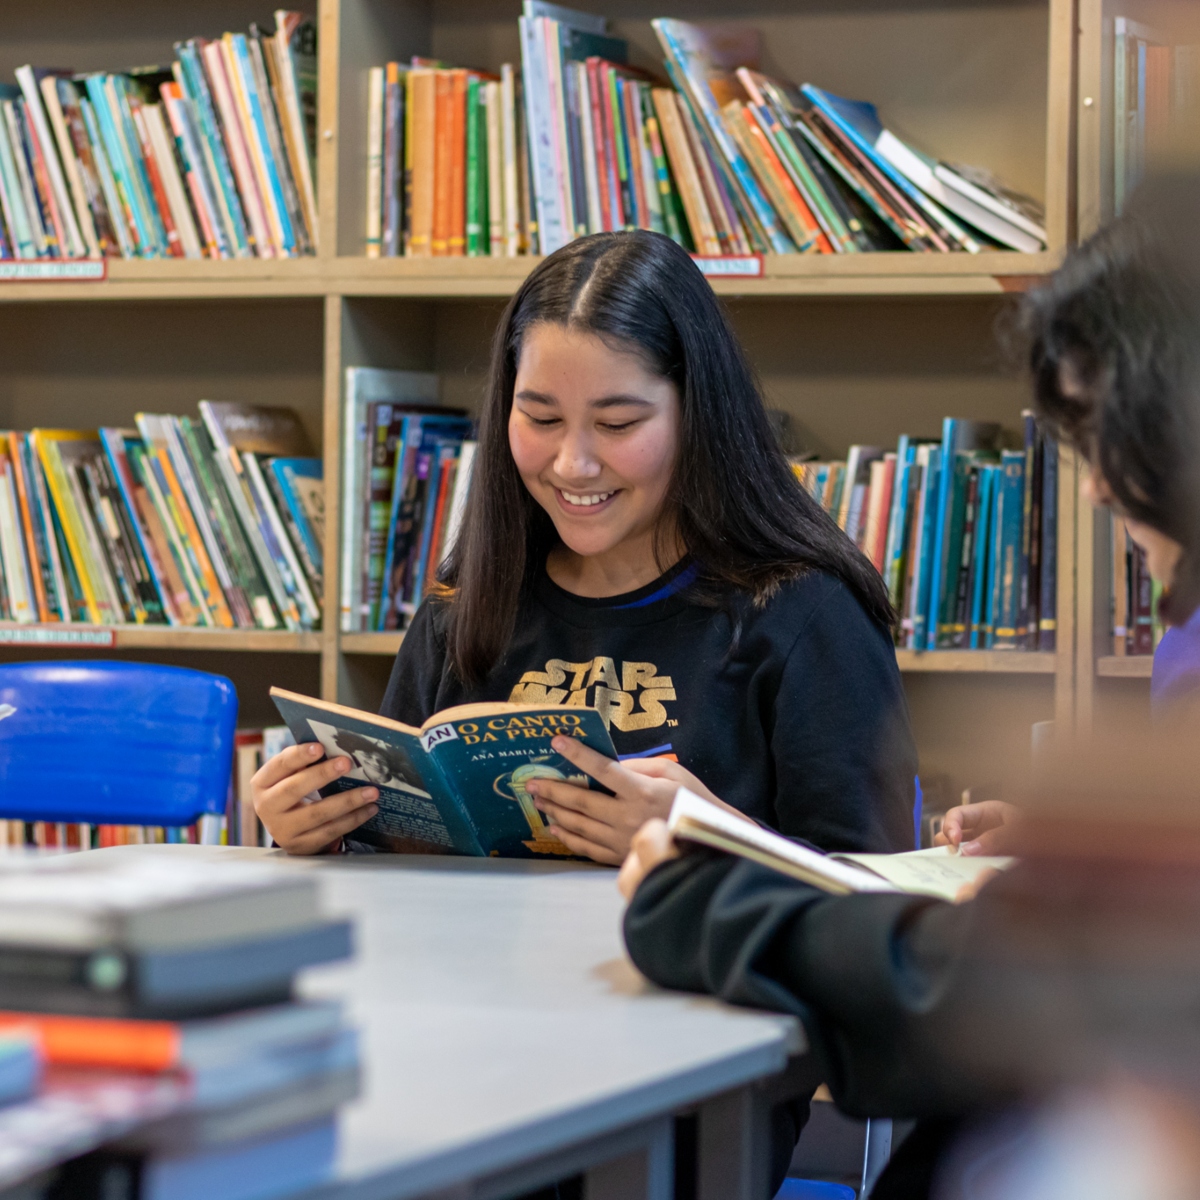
[270,688,620,857]
[0,920,351,1019]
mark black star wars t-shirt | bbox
[380,560,916,854]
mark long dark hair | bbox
[1022,174,1200,625]
[442,230,892,683]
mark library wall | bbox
[0,0,287,78]
[905,675,1054,806]
[0,300,325,445]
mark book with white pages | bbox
[873,131,1045,253]
[667,788,1014,903]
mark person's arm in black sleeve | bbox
[379,595,450,723]
[624,851,972,1118]
[773,581,917,853]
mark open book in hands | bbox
[667,789,1013,902]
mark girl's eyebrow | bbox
[591,394,654,411]
[514,390,654,410]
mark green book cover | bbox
[641,85,688,248]
[935,450,977,647]
[271,689,619,858]
[465,75,486,256]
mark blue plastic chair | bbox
[0,661,237,826]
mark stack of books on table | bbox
[792,413,1058,652]
[0,403,323,632]
[339,368,475,633]
[365,4,1047,259]
[0,854,355,1200]
[0,12,316,262]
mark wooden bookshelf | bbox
[0,0,1084,798]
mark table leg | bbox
[584,1118,673,1200]
[461,1115,673,1200]
[696,1055,819,1200]
[696,1084,771,1200]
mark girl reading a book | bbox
[254,229,917,859]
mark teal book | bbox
[270,688,619,858]
[968,464,997,648]
[989,450,1026,649]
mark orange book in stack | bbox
[431,70,454,255]
[407,69,436,256]
[447,69,468,256]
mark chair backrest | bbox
[0,661,237,826]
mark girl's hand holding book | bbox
[526,735,741,866]
[251,742,381,855]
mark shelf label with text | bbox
[0,261,107,282]
[0,626,115,646]
[690,255,764,279]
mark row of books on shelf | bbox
[339,369,476,633]
[794,413,1057,652]
[0,855,355,1198]
[0,10,316,262]
[1110,513,1162,656]
[1113,21,1199,214]
[0,404,323,630]
[365,3,1047,260]
[0,817,224,851]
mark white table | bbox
[86,846,810,1200]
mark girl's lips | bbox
[553,487,620,516]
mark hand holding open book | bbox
[619,789,1014,903]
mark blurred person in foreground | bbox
[939,172,1200,859]
[612,173,1200,1200]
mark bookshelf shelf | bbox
[1096,656,1153,679]
[895,650,1057,674]
[331,252,1061,299]
[0,252,1064,305]
[0,626,322,653]
[341,633,405,656]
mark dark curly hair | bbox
[1021,174,1200,625]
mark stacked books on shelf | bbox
[1112,20,1200,213]
[793,412,1057,652]
[0,403,323,631]
[340,369,475,633]
[0,816,225,854]
[0,11,316,261]
[0,856,356,1199]
[366,4,1047,259]
[1109,514,1162,656]
[231,725,294,848]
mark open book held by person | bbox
[668,788,1012,902]
[270,689,619,857]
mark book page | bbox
[836,846,1014,902]
[668,789,897,895]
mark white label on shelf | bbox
[0,627,115,646]
[690,255,764,279]
[0,261,107,282]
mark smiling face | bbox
[508,322,682,595]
